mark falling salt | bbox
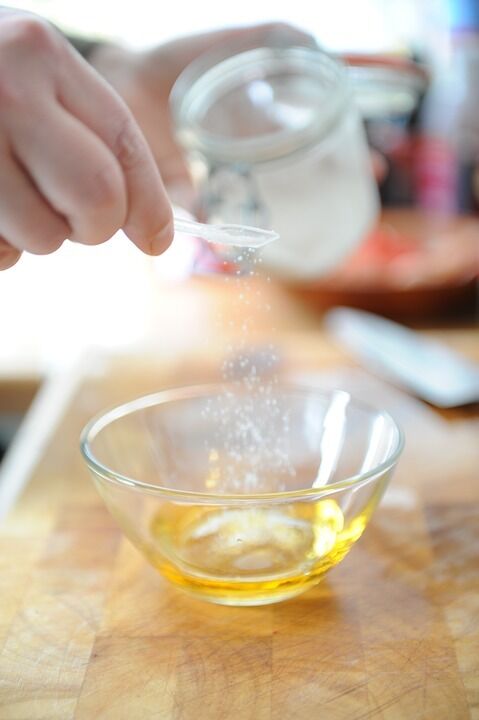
[201,243,295,493]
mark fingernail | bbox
[149,220,174,256]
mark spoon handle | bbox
[174,217,212,242]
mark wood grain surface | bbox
[0,272,478,720]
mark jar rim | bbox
[345,55,428,118]
[170,46,350,164]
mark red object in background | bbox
[415,136,459,215]
[192,238,238,275]
[345,225,418,267]
[285,210,479,321]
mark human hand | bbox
[90,23,316,208]
[0,9,173,270]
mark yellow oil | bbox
[147,498,371,605]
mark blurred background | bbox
[0,0,478,459]
[0,0,446,53]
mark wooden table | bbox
[0,274,478,719]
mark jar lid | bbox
[171,46,349,164]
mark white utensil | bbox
[325,307,479,408]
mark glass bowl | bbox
[80,383,404,606]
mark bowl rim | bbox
[80,382,405,503]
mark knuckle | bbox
[2,16,58,54]
[260,21,313,46]
[255,21,290,38]
[0,17,62,106]
[78,162,124,215]
[113,116,146,171]
[264,21,289,32]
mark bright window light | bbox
[7,0,425,53]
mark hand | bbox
[90,23,316,208]
[0,9,173,270]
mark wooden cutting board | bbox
[0,277,478,720]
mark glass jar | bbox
[171,46,379,280]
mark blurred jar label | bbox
[415,136,459,214]
[416,134,479,214]
[457,162,479,212]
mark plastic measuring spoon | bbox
[174,217,279,249]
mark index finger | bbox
[58,48,173,255]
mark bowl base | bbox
[158,559,329,606]
[175,580,322,606]
[146,500,369,606]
